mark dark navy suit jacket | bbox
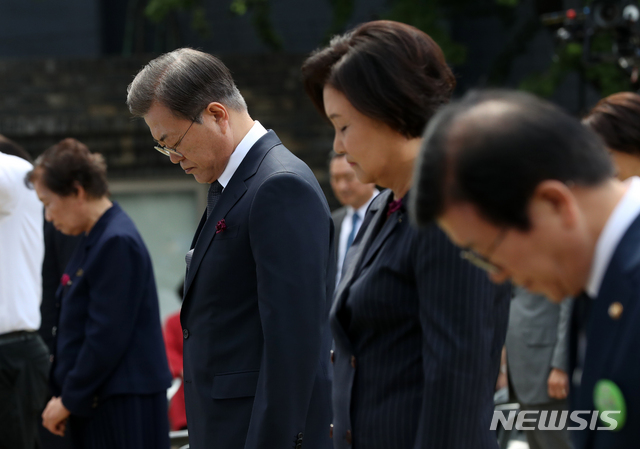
[331,190,510,449]
[181,131,334,449]
[51,203,172,416]
[571,214,640,449]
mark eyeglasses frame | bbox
[154,116,197,157]
[460,227,507,274]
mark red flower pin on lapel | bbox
[216,219,227,234]
[60,273,71,286]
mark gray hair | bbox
[126,48,247,121]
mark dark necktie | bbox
[186,181,224,269]
[569,291,592,405]
[207,180,223,219]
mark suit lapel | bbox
[358,205,402,272]
[581,214,640,394]
[183,131,282,298]
[330,190,392,350]
[190,211,207,249]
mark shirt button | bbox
[51,326,57,336]
[49,354,54,363]
[183,328,190,339]
[350,355,356,368]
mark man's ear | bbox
[530,180,578,229]
[203,102,230,131]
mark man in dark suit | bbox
[127,48,334,449]
[411,89,640,449]
[329,152,378,285]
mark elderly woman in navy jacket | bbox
[30,139,172,449]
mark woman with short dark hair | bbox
[29,138,172,449]
[302,20,510,449]
[583,91,640,180]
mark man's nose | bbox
[169,152,184,164]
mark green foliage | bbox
[325,0,356,41]
[229,0,283,51]
[495,0,519,6]
[144,0,210,37]
[519,33,632,98]
[383,0,467,65]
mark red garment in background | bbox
[163,312,187,431]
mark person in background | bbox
[583,91,640,180]
[0,135,49,449]
[0,135,79,449]
[505,287,574,449]
[163,281,187,431]
[329,151,378,285]
[30,138,172,449]
[411,88,640,449]
[302,20,510,449]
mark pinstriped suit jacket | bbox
[330,189,510,449]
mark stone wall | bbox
[0,54,339,206]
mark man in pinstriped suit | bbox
[413,89,640,449]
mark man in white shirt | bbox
[0,138,48,449]
[329,152,378,285]
[411,89,640,449]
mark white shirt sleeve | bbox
[0,153,33,219]
[0,158,18,217]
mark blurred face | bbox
[329,156,376,209]
[438,191,591,302]
[609,148,640,181]
[33,178,88,236]
[323,86,406,186]
[144,102,234,184]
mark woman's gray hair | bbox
[126,48,247,121]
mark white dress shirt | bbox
[336,190,379,285]
[217,121,268,189]
[185,121,267,268]
[586,176,640,298]
[0,153,44,334]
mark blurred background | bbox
[1,0,637,321]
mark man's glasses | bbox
[460,228,507,274]
[154,117,196,157]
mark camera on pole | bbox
[540,1,640,78]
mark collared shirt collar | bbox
[346,189,380,221]
[217,121,267,188]
[586,176,640,297]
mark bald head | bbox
[410,89,615,230]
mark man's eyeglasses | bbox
[154,117,196,157]
[460,228,507,274]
